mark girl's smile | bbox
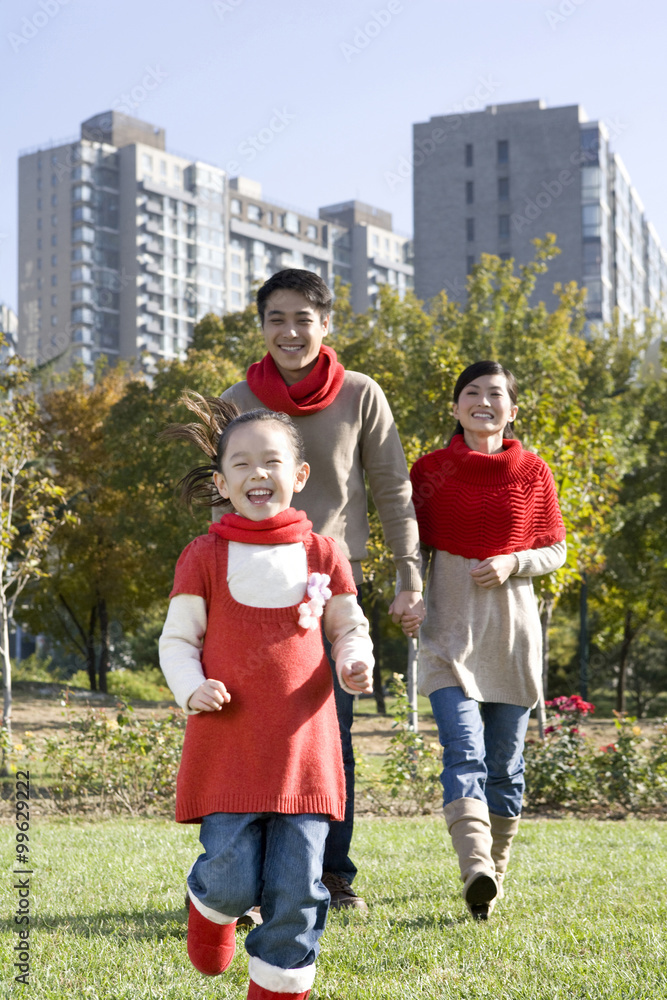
[213,421,309,521]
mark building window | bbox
[160,160,167,177]
[230,199,241,215]
[37,177,42,190]
[231,253,242,267]
[466,181,474,205]
[284,212,299,234]
[247,204,261,222]
[142,154,153,173]
[51,315,58,326]
[498,177,509,201]
[37,238,42,250]
[51,174,57,186]
[231,272,242,287]
[466,255,475,274]
[37,257,42,269]
[466,218,475,242]
[231,291,242,307]
[51,194,57,207]
[465,143,473,167]
[499,251,511,262]
[266,211,274,225]
[51,214,57,226]
[497,140,509,164]
[37,217,42,230]
[498,215,510,239]
[173,164,182,186]
[37,197,42,211]
[307,224,317,240]
[51,234,57,246]
[51,274,57,286]
[51,254,57,266]
[51,294,57,306]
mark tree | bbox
[0,348,72,754]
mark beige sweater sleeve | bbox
[358,379,422,593]
[323,593,374,695]
[514,541,567,577]
[158,594,208,714]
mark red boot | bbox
[247,983,310,1000]
[187,902,236,976]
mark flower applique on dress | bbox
[298,573,332,631]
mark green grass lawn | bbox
[1,815,666,999]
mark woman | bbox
[407,361,566,919]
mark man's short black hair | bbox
[256,268,333,324]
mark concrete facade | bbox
[413,100,667,327]
[18,113,409,374]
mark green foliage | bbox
[24,702,184,815]
[357,674,442,815]
[67,667,172,702]
[524,698,667,812]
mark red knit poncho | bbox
[410,435,565,559]
[170,528,355,823]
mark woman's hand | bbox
[469,554,519,589]
[187,678,231,712]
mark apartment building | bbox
[412,100,667,328]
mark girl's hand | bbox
[470,554,519,588]
[341,661,373,694]
[188,679,231,712]
[399,613,422,638]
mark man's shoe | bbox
[237,906,263,928]
[322,873,368,913]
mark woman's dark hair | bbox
[451,360,518,441]
[256,268,333,324]
[160,392,306,510]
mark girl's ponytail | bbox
[160,392,240,510]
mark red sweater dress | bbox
[171,530,354,824]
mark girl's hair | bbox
[451,360,518,441]
[161,392,306,510]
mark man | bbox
[221,268,424,911]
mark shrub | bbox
[357,674,442,816]
[24,701,185,816]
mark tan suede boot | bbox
[489,813,521,900]
[444,797,497,920]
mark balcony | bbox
[146,198,163,214]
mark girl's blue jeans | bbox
[188,811,330,970]
[429,686,531,817]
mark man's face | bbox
[261,288,329,385]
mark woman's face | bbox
[452,373,518,437]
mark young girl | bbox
[405,361,566,919]
[159,396,373,1000]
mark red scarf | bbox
[246,344,345,416]
[410,434,565,559]
[209,507,313,545]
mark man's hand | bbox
[389,591,425,637]
[187,678,231,712]
[340,661,374,693]
[469,554,519,589]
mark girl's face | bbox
[452,373,518,437]
[213,421,309,521]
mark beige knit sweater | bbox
[221,371,422,591]
[418,541,567,708]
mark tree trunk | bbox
[86,605,98,691]
[1,604,13,773]
[371,599,386,714]
[98,597,109,695]
[616,608,634,715]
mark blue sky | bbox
[2,0,665,311]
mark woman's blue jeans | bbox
[429,686,531,817]
[188,811,330,971]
